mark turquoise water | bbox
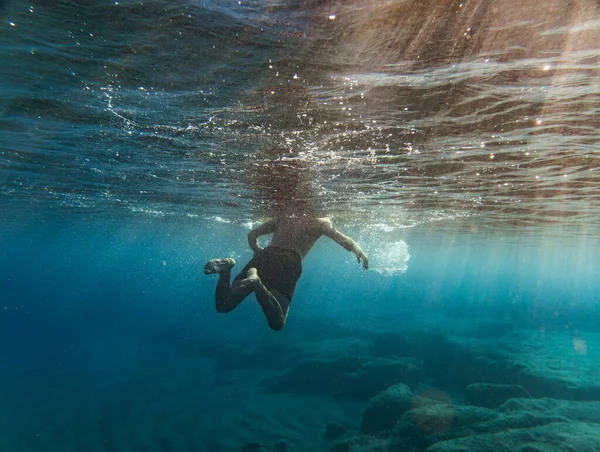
[1,1,600,451]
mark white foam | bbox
[212,216,231,224]
[370,240,410,276]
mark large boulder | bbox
[360,383,413,434]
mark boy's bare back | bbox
[250,216,368,269]
[266,217,333,258]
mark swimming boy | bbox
[204,216,368,331]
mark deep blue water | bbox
[1,0,600,451]
[1,219,599,450]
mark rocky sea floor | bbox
[229,323,600,452]
[3,318,600,452]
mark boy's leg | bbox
[244,268,290,331]
[204,258,254,313]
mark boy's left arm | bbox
[247,219,277,254]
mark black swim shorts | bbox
[233,246,302,301]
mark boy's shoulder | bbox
[315,217,335,233]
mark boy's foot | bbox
[237,267,260,291]
[204,258,235,275]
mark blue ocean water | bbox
[1,0,600,451]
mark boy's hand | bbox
[356,252,369,270]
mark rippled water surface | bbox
[1,0,599,233]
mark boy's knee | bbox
[216,303,234,314]
[268,319,285,331]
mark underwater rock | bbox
[329,435,374,452]
[398,396,600,450]
[457,330,600,403]
[273,439,292,452]
[465,382,532,408]
[497,397,600,424]
[401,403,458,438]
[403,396,600,442]
[360,383,413,434]
[330,434,421,452]
[240,440,291,452]
[426,421,600,452]
[474,411,567,434]
[240,443,269,452]
[335,364,600,452]
[329,442,350,452]
[467,356,600,401]
[324,422,348,439]
[264,355,422,400]
[400,403,498,442]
